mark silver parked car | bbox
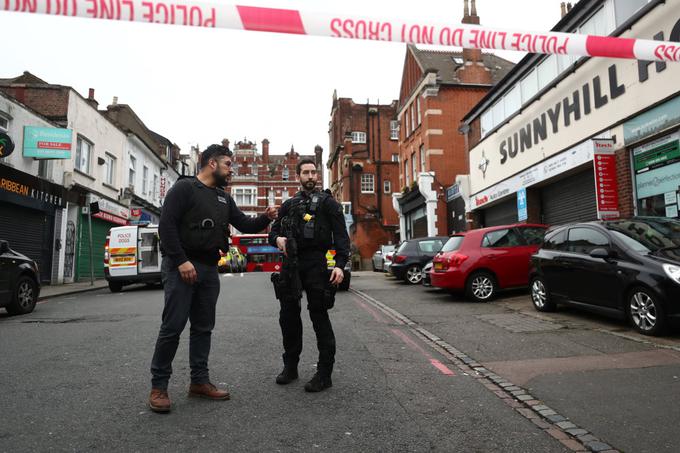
[372,245,395,272]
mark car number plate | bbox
[434,262,444,270]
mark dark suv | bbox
[529,218,680,336]
[390,236,448,284]
[0,240,41,315]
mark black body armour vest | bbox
[286,191,333,251]
[179,180,231,254]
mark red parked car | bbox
[430,224,548,302]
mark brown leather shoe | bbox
[188,383,230,400]
[149,389,171,413]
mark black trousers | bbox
[150,257,220,390]
[279,251,336,377]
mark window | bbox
[419,145,426,172]
[614,0,650,27]
[282,190,291,202]
[383,180,391,194]
[481,111,493,137]
[404,159,410,186]
[537,55,559,88]
[104,153,115,185]
[482,229,525,248]
[520,69,539,104]
[417,239,444,253]
[410,106,415,133]
[153,174,159,199]
[390,120,399,140]
[568,228,609,254]
[504,85,522,117]
[361,173,375,193]
[252,164,258,177]
[405,111,410,136]
[75,136,92,173]
[142,166,149,195]
[544,229,567,251]
[128,155,136,187]
[416,97,421,125]
[352,132,366,144]
[491,100,506,129]
[391,154,399,162]
[0,115,8,132]
[268,189,275,205]
[282,166,288,181]
[232,187,257,206]
[519,227,548,246]
[411,152,417,181]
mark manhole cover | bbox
[477,313,564,333]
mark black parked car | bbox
[390,236,447,285]
[0,240,40,315]
[529,218,680,336]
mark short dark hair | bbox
[296,159,317,175]
[200,144,232,167]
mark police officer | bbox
[269,158,350,392]
[149,144,277,413]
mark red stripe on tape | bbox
[236,5,306,35]
[586,36,635,59]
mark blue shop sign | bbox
[517,188,528,222]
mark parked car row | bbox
[0,239,40,316]
[375,217,680,336]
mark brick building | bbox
[392,0,514,239]
[461,0,680,228]
[226,138,323,233]
[327,94,400,269]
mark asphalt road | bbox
[0,272,568,453]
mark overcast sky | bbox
[3,0,565,161]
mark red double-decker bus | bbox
[231,234,283,272]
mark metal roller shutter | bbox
[541,169,597,226]
[0,203,51,282]
[76,215,111,281]
[483,198,518,227]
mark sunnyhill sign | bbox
[469,8,680,195]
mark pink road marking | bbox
[236,5,306,35]
[354,297,390,324]
[390,328,431,357]
[586,35,636,59]
[430,359,456,376]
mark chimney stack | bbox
[112,96,118,105]
[86,88,98,109]
[567,2,573,13]
[262,138,270,162]
[314,145,323,170]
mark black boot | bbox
[275,365,298,385]
[304,372,332,392]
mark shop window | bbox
[361,174,375,193]
[567,228,609,254]
[75,136,92,174]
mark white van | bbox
[104,224,161,292]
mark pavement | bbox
[38,279,110,301]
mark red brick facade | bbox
[227,139,323,233]
[327,97,400,268]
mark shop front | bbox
[398,189,428,240]
[624,96,680,220]
[0,164,66,283]
[75,196,129,281]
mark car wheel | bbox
[530,276,556,312]
[108,281,123,293]
[405,265,423,285]
[466,271,497,302]
[6,275,38,315]
[628,288,666,336]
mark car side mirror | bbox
[0,240,8,254]
[589,248,611,260]
[376,250,382,255]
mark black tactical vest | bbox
[178,179,231,254]
[286,191,333,251]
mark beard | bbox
[302,180,316,190]
[213,169,230,187]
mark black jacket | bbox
[269,190,350,269]
[160,177,271,266]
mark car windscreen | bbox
[607,219,680,253]
[440,236,464,253]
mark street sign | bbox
[517,188,527,222]
[593,139,619,220]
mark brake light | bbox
[385,255,392,262]
[104,236,110,267]
[449,253,469,267]
[394,255,407,264]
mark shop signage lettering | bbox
[633,135,680,173]
[23,126,73,159]
[93,211,128,226]
[0,165,66,207]
[0,177,29,196]
[499,16,680,166]
[592,139,619,220]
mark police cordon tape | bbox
[3,0,680,62]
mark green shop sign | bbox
[23,126,73,159]
[633,134,680,173]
